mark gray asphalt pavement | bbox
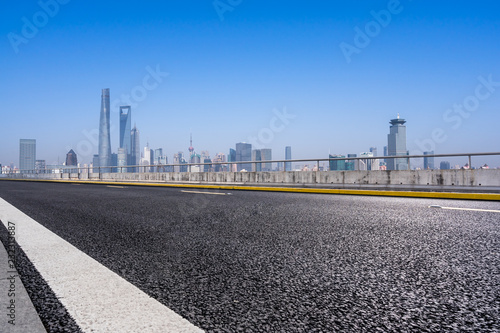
[0,180,499,332]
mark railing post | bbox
[407,157,410,170]
[468,155,472,169]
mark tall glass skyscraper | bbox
[236,143,252,171]
[424,151,435,170]
[19,139,36,171]
[260,148,272,171]
[285,146,292,171]
[130,125,140,172]
[387,115,407,170]
[119,106,132,170]
[99,88,112,172]
[119,106,132,153]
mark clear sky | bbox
[1,0,499,168]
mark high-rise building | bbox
[65,149,78,166]
[260,148,272,171]
[387,114,407,170]
[285,146,292,171]
[130,125,140,171]
[142,145,153,172]
[424,151,435,170]
[92,154,99,172]
[119,106,132,168]
[98,88,112,171]
[252,149,262,172]
[35,160,46,171]
[213,153,226,172]
[440,161,451,170]
[346,154,357,171]
[228,148,237,172]
[236,143,252,171]
[329,154,346,171]
[19,139,36,172]
[117,148,127,172]
[119,106,131,152]
[203,158,212,172]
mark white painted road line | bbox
[106,185,126,188]
[181,190,229,195]
[429,205,500,213]
[0,198,204,333]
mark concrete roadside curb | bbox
[2,178,500,201]
[0,228,47,333]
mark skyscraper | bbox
[252,149,262,172]
[65,149,77,166]
[424,151,435,170]
[99,88,112,171]
[228,148,236,172]
[387,114,407,170]
[346,154,357,171]
[440,161,451,170]
[119,106,132,169]
[285,146,292,171]
[329,154,346,171]
[236,143,252,171]
[130,125,140,171]
[260,148,272,171]
[19,139,36,171]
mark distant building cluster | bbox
[3,89,497,174]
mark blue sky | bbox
[1,0,499,168]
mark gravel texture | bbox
[0,180,499,332]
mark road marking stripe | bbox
[181,190,228,195]
[429,205,500,213]
[106,185,126,188]
[0,198,203,333]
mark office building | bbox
[130,125,140,171]
[346,154,357,171]
[228,148,237,172]
[260,148,272,171]
[236,143,252,171]
[252,149,262,172]
[19,139,36,171]
[98,88,112,171]
[119,106,132,169]
[387,114,407,170]
[285,146,292,171]
[440,161,451,170]
[329,154,346,171]
[119,106,131,154]
[35,160,46,171]
[65,149,78,166]
[424,151,435,170]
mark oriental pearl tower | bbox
[188,132,194,162]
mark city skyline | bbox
[1,1,499,167]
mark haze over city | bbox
[1,1,499,168]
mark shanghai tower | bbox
[99,88,112,171]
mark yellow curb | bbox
[1,178,500,201]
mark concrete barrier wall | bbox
[8,169,500,187]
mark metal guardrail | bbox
[4,152,500,176]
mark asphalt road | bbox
[0,180,499,332]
